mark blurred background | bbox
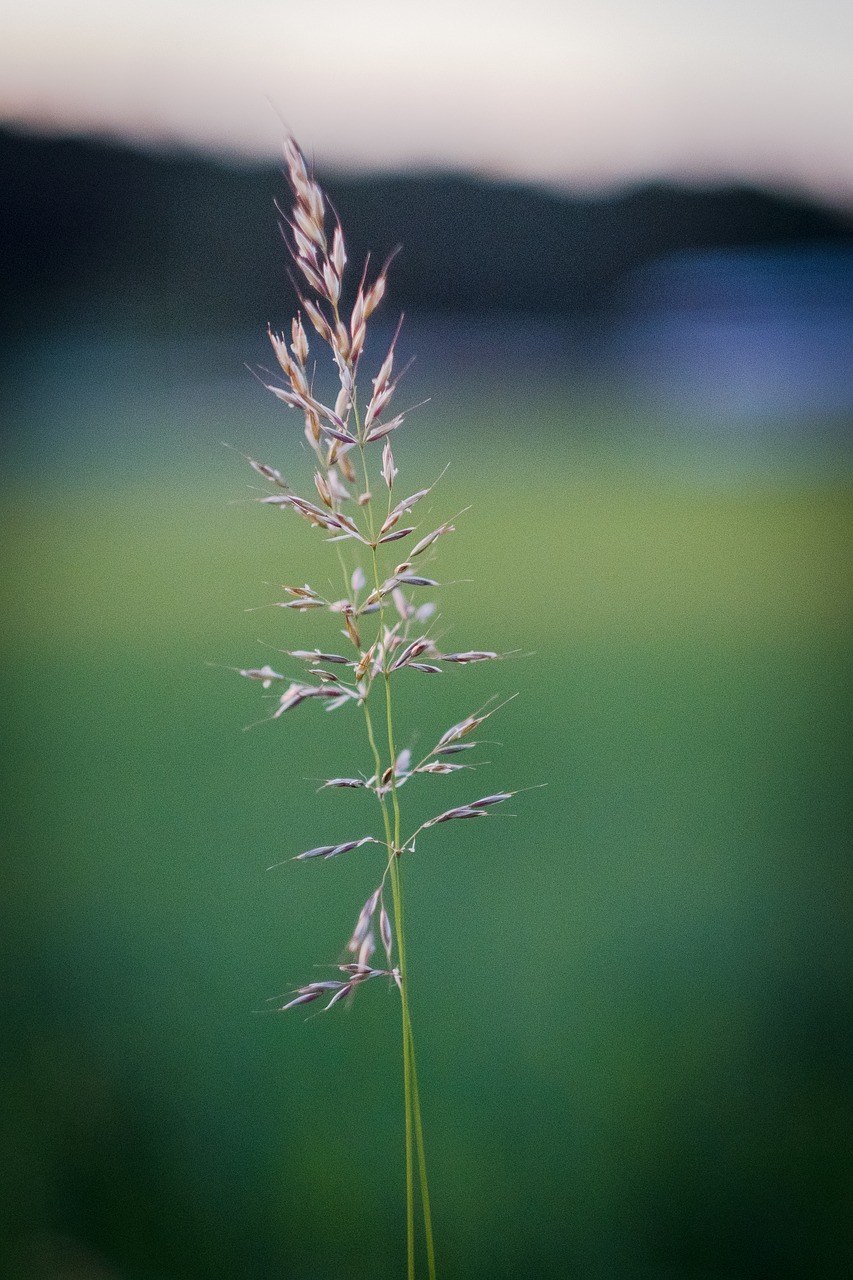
[2,3,852,1278]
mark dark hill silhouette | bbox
[2,128,851,331]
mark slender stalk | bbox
[359,691,415,1279]
[392,859,436,1280]
[238,135,522,1280]
[388,850,416,1279]
[357,440,418,1279]
[379,610,435,1277]
[383,677,436,1277]
[409,1015,436,1279]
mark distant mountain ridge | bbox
[2,128,852,331]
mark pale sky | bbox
[2,0,852,202]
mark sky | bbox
[2,0,853,202]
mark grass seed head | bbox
[241,136,522,1099]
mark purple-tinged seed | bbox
[238,665,284,688]
[390,638,430,670]
[379,527,415,544]
[288,650,351,665]
[423,805,487,828]
[416,761,470,774]
[382,440,397,489]
[439,651,499,663]
[390,488,431,518]
[467,792,514,809]
[322,836,380,858]
[247,457,289,489]
[280,991,323,1010]
[410,523,454,557]
[324,984,354,1010]
[357,931,376,969]
[364,412,405,443]
[436,714,483,748]
[293,845,338,860]
[380,907,393,961]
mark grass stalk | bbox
[233,133,519,1279]
[382,670,436,1280]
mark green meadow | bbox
[2,349,852,1278]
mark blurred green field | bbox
[2,369,852,1278]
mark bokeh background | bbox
[2,4,852,1278]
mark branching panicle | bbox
[234,136,523,1280]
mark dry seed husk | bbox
[390,638,431,670]
[380,906,393,961]
[280,991,323,1010]
[468,792,514,808]
[327,469,352,504]
[274,599,325,611]
[273,683,319,715]
[378,527,415,544]
[246,457,289,489]
[436,715,482,747]
[364,412,405,443]
[349,889,381,953]
[416,761,471,774]
[238,665,284,687]
[382,440,397,489]
[324,984,354,1009]
[422,806,488,828]
[389,488,431,518]
[410,523,454,557]
[292,844,339,860]
[439,651,499,663]
[258,494,294,508]
[288,650,351,664]
[293,835,378,861]
[357,929,376,969]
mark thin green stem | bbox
[261,163,444,1280]
[348,427,435,1279]
[351,438,416,1278]
[380,623,436,1280]
[392,863,436,1280]
[387,852,415,1279]
[408,1007,436,1279]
